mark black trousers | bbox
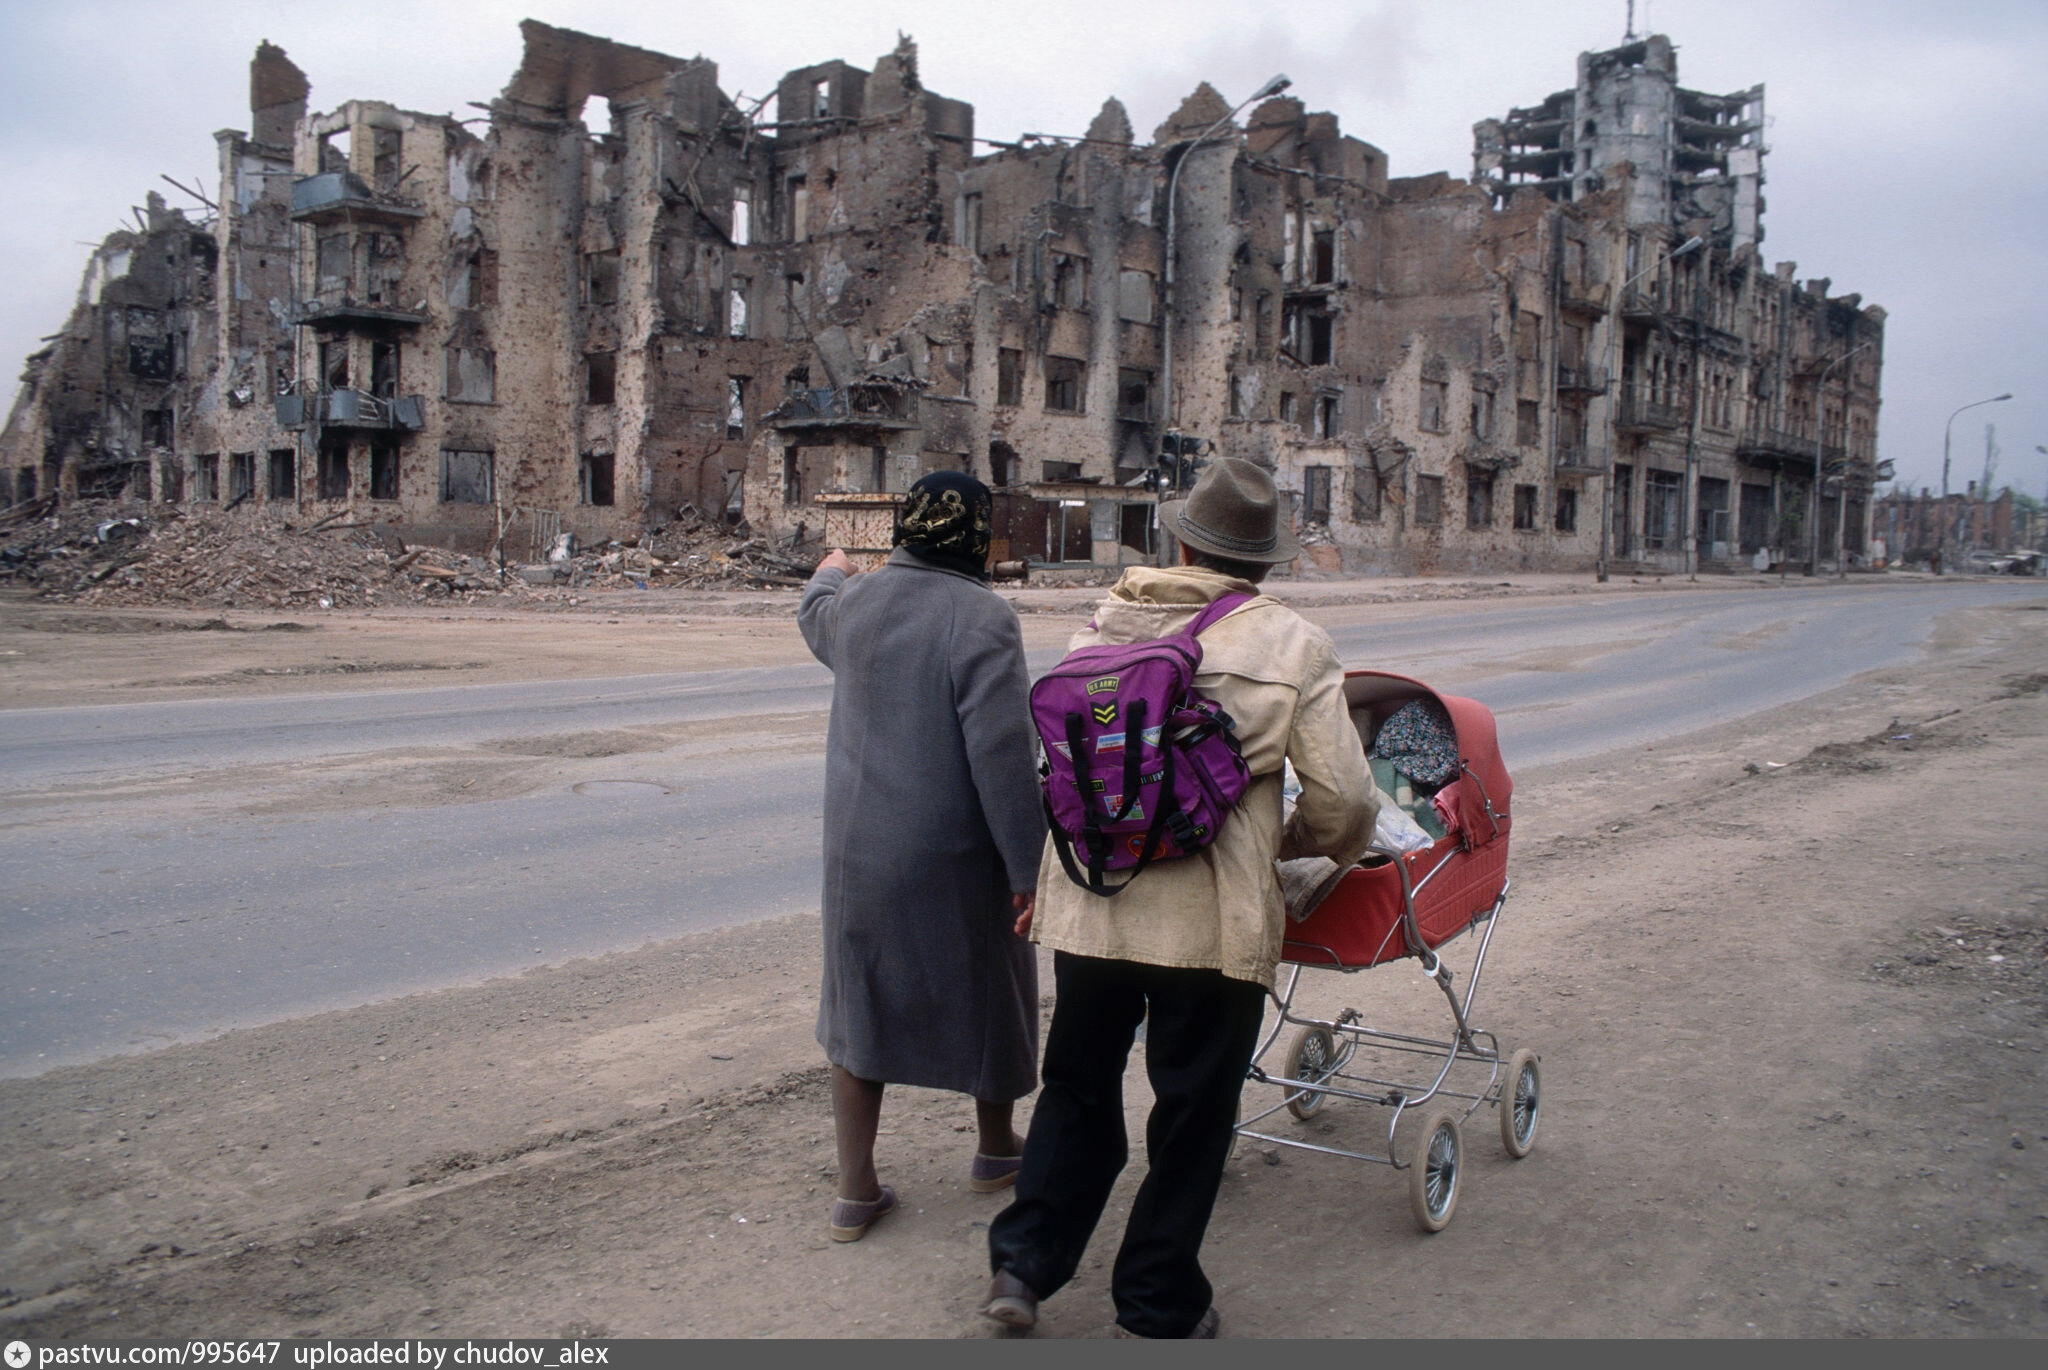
[987,951,1267,1337]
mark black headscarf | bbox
[894,470,994,581]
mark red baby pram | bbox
[1232,670,1541,1232]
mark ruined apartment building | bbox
[1,24,1884,575]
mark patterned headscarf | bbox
[894,470,994,580]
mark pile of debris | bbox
[0,499,821,609]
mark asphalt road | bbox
[2,578,2040,1075]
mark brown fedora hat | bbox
[1157,458,1301,564]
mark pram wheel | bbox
[1283,1026,1339,1120]
[1498,1048,1541,1158]
[1407,1109,1462,1232]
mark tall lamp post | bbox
[1158,72,1291,485]
[1939,392,2011,573]
[1596,234,1702,582]
[1807,340,1872,576]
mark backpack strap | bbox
[1048,725,1178,898]
[1180,591,1253,641]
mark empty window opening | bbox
[193,454,220,503]
[444,347,495,404]
[1350,465,1381,523]
[370,341,399,399]
[440,449,492,504]
[580,451,615,506]
[813,78,832,119]
[1513,483,1539,531]
[1554,486,1578,533]
[1517,399,1541,447]
[996,348,1023,407]
[321,339,349,391]
[989,440,1019,488]
[1117,368,1153,423]
[369,439,398,501]
[1314,393,1340,439]
[228,452,255,503]
[1050,253,1088,311]
[1413,473,1443,527]
[781,446,802,506]
[372,127,403,192]
[788,177,810,242]
[141,408,173,450]
[731,185,752,246]
[1420,380,1449,433]
[1044,356,1085,414]
[1311,229,1336,285]
[1227,372,1245,419]
[727,377,749,440]
[1471,388,1496,441]
[157,459,182,503]
[728,277,750,338]
[1466,466,1495,528]
[451,249,496,309]
[1279,392,1297,426]
[586,250,620,306]
[870,447,889,494]
[960,193,983,255]
[1643,468,1684,550]
[585,352,616,406]
[268,449,296,500]
[317,437,350,500]
[1303,466,1332,525]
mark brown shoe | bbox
[981,1269,1038,1330]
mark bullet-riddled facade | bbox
[1,26,1884,575]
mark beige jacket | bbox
[1032,566,1378,988]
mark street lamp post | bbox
[1596,234,1702,582]
[1939,392,2011,573]
[1807,340,1872,576]
[1158,73,1291,477]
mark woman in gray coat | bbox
[797,471,1046,1242]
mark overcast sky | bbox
[3,0,2043,499]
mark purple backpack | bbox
[1031,593,1254,896]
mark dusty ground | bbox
[0,580,2045,1338]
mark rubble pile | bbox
[0,500,821,609]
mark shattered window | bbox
[194,454,219,503]
[1049,254,1088,311]
[316,234,351,297]
[1314,393,1340,439]
[1116,368,1153,423]
[1279,392,1297,427]
[440,449,492,505]
[141,409,174,450]
[158,459,182,504]
[228,453,254,503]
[1471,388,1495,441]
[1554,487,1577,533]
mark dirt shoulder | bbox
[1,599,2044,1338]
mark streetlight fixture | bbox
[1596,234,1703,582]
[1939,392,2011,573]
[1157,72,1291,483]
[1808,339,1873,576]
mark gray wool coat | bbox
[798,549,1046,1099]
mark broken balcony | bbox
[1555,364,1609,395]
[275,387,426,432]
[294,293,425,328]
[1615,396,1688,433]
[1737,428,1839,471]
[289,172,426,226]
[766,383,921,431]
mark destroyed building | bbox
[1,25,1884,576]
